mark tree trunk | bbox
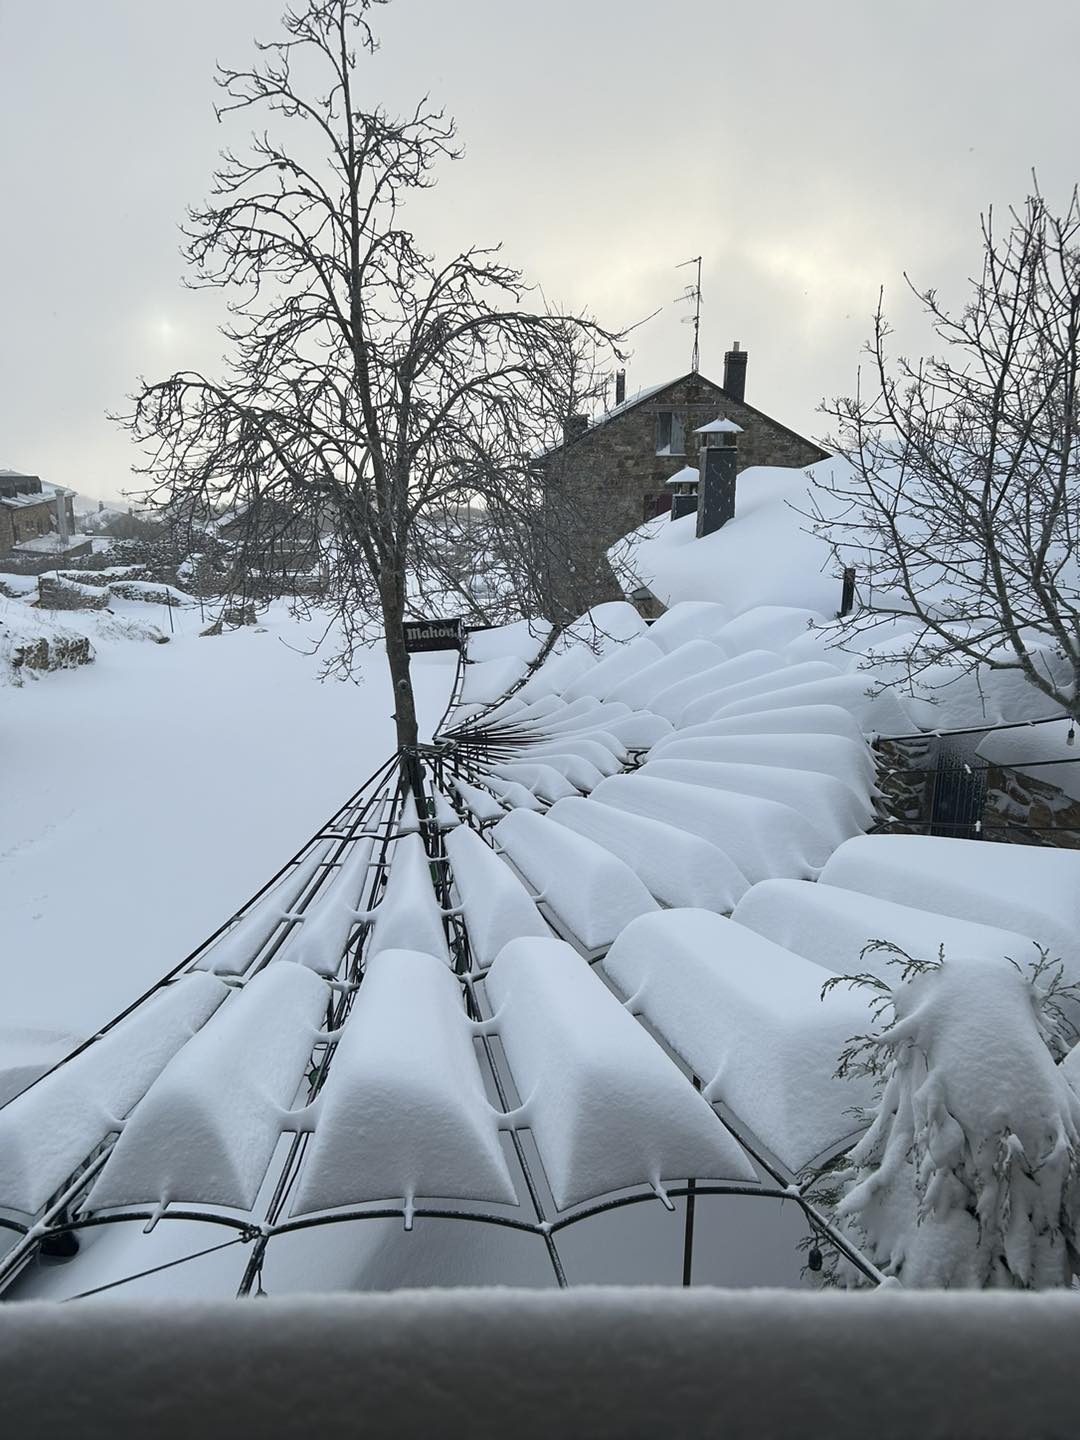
[380,570,419,755]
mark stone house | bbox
[0,470,88,568]
[540,345,829,552]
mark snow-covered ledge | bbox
[2,1289,1078,1438]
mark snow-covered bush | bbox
[827,943,1080,1289]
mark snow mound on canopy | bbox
[819,835,1080,987]
[614,462,840,616]
[466,619,550,665]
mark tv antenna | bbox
[676,255,702,372]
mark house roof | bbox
[0,483,74,510]
[12,532,90,554]
[543,370,828,462]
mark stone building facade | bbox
[540,350,829,556]
[0,470,80,560]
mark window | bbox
[655,411,685,457]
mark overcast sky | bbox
[3,0,1079,504]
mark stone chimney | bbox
[563,415,589,445]
[53,489,70,547]
[614,369,627,407]
[723,341,747,402]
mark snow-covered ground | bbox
[0,596,455,1046]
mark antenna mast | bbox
[676,256,703,372]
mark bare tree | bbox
[119,0,621,751]
[807,188,1080,721]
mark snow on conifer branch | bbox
[823,941,1080,1288]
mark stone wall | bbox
[874,736,1080,849]
[982,765,1080,849]
[37,576,111,610]
[873,736,934,833]
[9,631,93,673]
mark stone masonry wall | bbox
[546,374,829,554]
[983,765,1080,849]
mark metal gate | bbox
[928,738,987,839]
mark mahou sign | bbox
[403,618,465,653]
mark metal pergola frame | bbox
[0,635,889,1302]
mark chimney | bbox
[723,341,747,402]
[54,489,70,547]
[614,369,627,407]
[694,418,742,537]
[563,414,589,445]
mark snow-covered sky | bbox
[2,0,1078,504]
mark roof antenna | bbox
[676,256,703,372]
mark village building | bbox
[540,345,829,549]
[0,469,90,568]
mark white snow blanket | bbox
[516,699,629,734]
[645,600,732,654]
[622,468,841,615]
[711,673,913,736]
[490,761,581,801]
[487,694,568,730]
[508,646,596,708]
[291,950,516,1213]
[524,736,624,775]
[451,778,506,825]
[666,703,868,747]
[604,910,877,1173]
[445,824,550,968]
[559,601,648,654]
[647,731,877,793]
[366,834,450,966]
[732,878,1044,982]
[819,835,1080,985]
[648,650,786,725]
[196,840,333,977]
[483,776,545,812]
[466,619,550,665]
[637,758,872,852]
[88,964,328,1211]
[458,656,529,710]
[680,661,845,727]
[546,795,749,913]
[486,937,755,1208]
[590,773,828,881]
[717,606,830,657]
[492,809,657,953]
[275,836,375,978]
[604,640,729,712]
[560,636,664,704]
[0,974,227,1214]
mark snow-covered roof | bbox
[695,417,744,435]
[0,483,74,510]
[12,532,89,554]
